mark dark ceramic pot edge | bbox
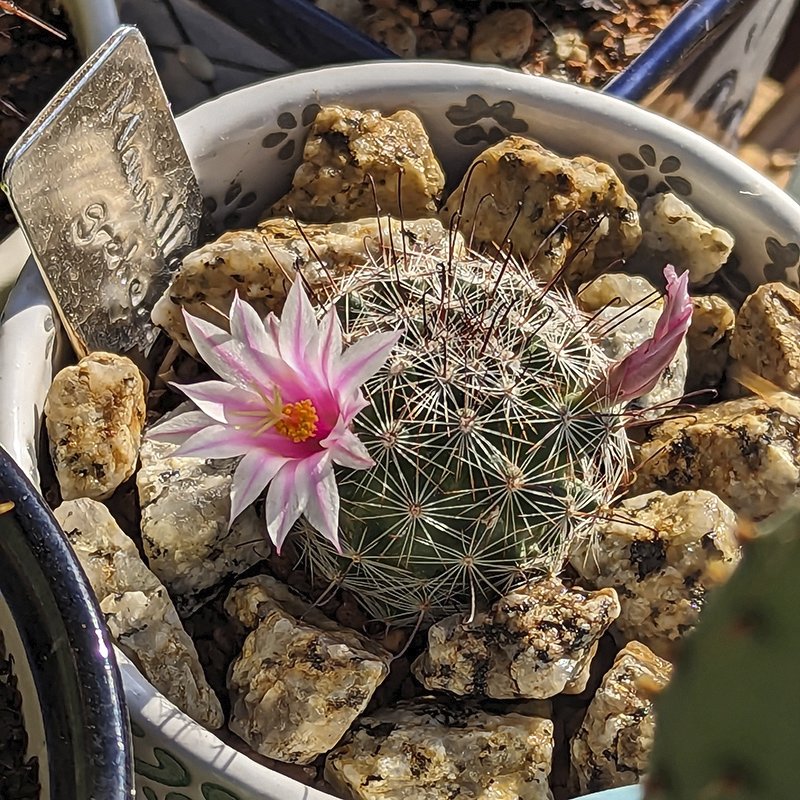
[200,0,397,68]
[0,446,133,799]
[606,0,751,101]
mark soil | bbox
[0,631,40,800]
[1,0,80,241]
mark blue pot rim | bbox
[607,0,751,100]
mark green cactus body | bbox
[646,508,800,800]
[300,244,629,623]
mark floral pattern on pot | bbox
[764,236,800,284]
[203,181,260,231]
[261,104,322,161]
[617,145,692,198]
[201,102,323,233]
[169,62,800,299]
[132,720,244,800]
[446,94,528,147]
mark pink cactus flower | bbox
[601,265,692,404]
[148,279,400,553]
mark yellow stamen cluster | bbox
[276,399,319,443]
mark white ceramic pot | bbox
[4,61,800,800]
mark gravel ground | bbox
[0,631,39,799]
[316,0,685,85]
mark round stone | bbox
[177,45,216,83]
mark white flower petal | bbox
[230,293,278,357]
[263,312,280,347]
[264,460,309,553]
[183,310,256,390]
[175,380,263,423]
[187,318,304,400]
[340,389,370,422]
[322,420,374,470]
[336,330,401,398]
[146,410,217,444]
[230,450,289,526]
[302,459,341,553]
[278,276,319,371]
[318,306,343,376]
[170,425,252,459]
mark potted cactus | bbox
[3,58,800,800]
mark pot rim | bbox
[177,59,793,214]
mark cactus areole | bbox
[151,239,690,624]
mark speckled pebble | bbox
[442,136,641,284]
[578,273,660,313]
[137,405,267,611]
[271,105,444,223]
[412,576,620,698]
[326,699,554,800]
[45,352,146,500]
[54,498,223,728]
[363,9,417,57]
[728,282,800,395]
[225,576,391,764]
[153,215,454,352]
[571,490,740,658]
[637,192,734,287]
[570,641,672,794]
[634,397,800,520]
[315,0,362,24]
[686,293,735,393]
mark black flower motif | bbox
[202,178,260,230]
[454,125,509,147]
[447,95,528,130]
[764,236,800,283]
[446,95,528,147]
[617,144,692,197]
[261,103,321,161]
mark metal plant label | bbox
[2,26,202,366]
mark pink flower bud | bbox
[601,265,692,404]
